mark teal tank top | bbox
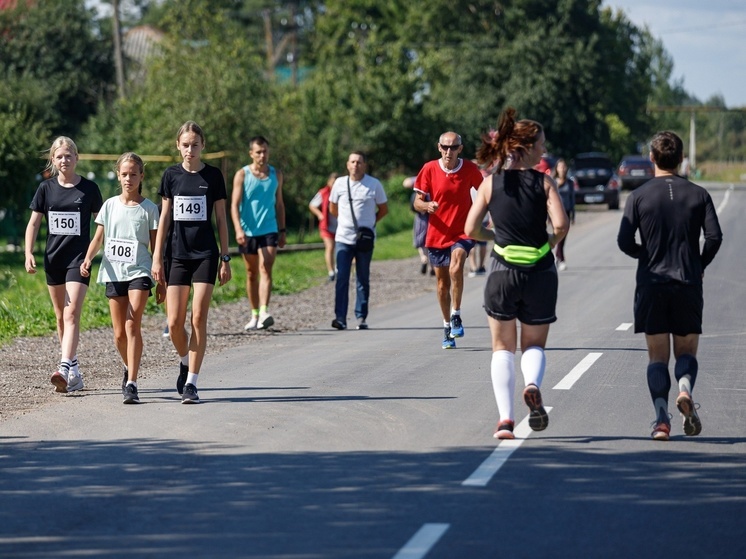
[239,165,278,236]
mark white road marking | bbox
[553,352,602,390]
[461,408,553,487]
[392,523,450,559]
[616,322,633,331]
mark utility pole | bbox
[112,0,126,99]
[689,111,696,169]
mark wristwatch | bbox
[220,254,231,263]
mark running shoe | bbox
[449,314,464,338]
[244,315,259,331]
[177,362,188,395]
[557,261,567,272]
[420,263,427,275]
[331,319,347,330]
[162,325,170,338]
[476,266,487,276]
[523,384,549,431]
[258,313,274,330]
[122,366,128,391]
[122,383,140,404]
[676,391,702,436]
[651,420,671,441]
[468,269,477,278]
[51,370,68,393]
[67,373,84,393]
[328,271,336,282]
[356,318,368,330]
[182,383,200,404]
[494,419,515,440]
[442,326,456,349]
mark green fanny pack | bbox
[493,242,550,265]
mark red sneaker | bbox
[651,421,671,441]
[493,419,515,440]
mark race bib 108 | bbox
[105,237,137,264]
[174,195,207,221]
[48,211,81,236]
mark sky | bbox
[603,0,746,107]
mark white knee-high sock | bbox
[491,350,516,421]
[521,346,546,388]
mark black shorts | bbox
[46,266,90,287]
[634,282,703,335]
[483,260,558,325]
[105,276,154,299]
[239,233,279,255]
[168,257,218,286]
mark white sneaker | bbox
[244,315,259,331]
[558,261,567,271]
[258,313,274,330]
[356,319,368,330]
[67,373,84,392]
[51,369,68,393]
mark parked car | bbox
[617,154,655,190]
[571,152,620,210]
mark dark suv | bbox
[571,152,620,210]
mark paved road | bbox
[1,187,744,558]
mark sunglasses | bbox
[439,144,462,151]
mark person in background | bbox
[618,131,722,441]
[231,136,287,331]
[309,172,339,282]
[152,121,232,404]
[80,152,164,404]
[329,151,388,331]
[413,131,483,349]
[551,158,575,271]
[403,176,433,276]
[24,136,103,394]
[465,108,569,440]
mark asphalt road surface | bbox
[1,185,744,558]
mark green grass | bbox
[0,201,419,347]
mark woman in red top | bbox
[309,172,338,281]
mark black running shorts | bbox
[105,276,154,299]
[483,260,558,325]
[634,282,703,335]
[239,233,279,255]
[46,265,90,287]
[168,257,218,286]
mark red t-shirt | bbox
[416,158,483,249]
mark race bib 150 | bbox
[48,211,81,236]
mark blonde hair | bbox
[115,152,145,194]
[45,136,78,177]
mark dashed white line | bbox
[392,523,450,559]
[616,322,633,331]
[553,352,602,390]
[461,408,553,488]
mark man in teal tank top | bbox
[230,136,286,330]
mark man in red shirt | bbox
[414,131,484,349]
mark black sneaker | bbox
[122,366,128,391]
[177,362,188,395]
[523,384,549,431]
[181,383,200,404]
[331,319,347,330]
[123,383,140,404]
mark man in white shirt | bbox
[329,151,388,330]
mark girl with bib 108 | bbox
[151,121,232,404]
[80,152,165,404]
[25,137,104,394]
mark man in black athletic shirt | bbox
[618,131,722,441]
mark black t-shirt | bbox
[158,163,227,259]
[29,177,103,270]
[617,175,722,285]
[488,169,553,270]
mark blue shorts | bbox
[428,239,475,268]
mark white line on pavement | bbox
[392,523,450,559]
[616,323,633,331]
[553,352,602,390]
[461,408,553,488]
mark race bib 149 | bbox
[173,195,207,221]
